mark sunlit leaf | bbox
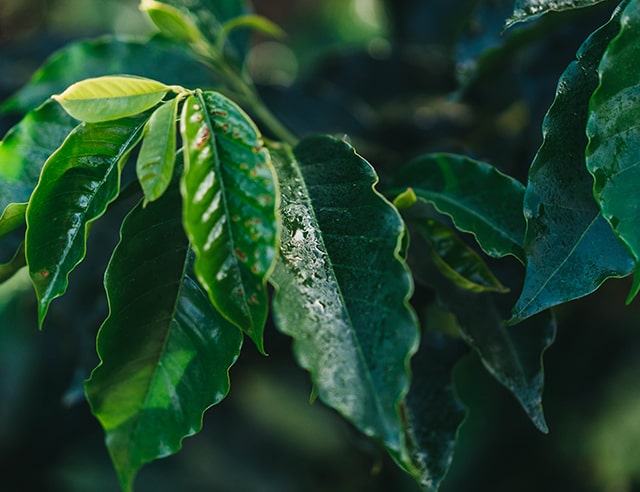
[25,112,151,326]
[586,0,640,301]
[140,0,204,44]
[0,100,77,213]
[511,5,633,322]
[136,97,180,205]
[180,91,278,352]
[392,153,526,261]
[506,0,610,27]
[1,36,212,114]
[85,182,242,492]
[52,76,173,123]
[269,138,420,471]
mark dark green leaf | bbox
[0,100,77,213]
[511,5,633,322]
[180,91,278,353]
[586,0,640,301]
[2,36,211,114]
[137,97,180,205]
[25,112,150,326]
[392,153,526,261]
[0,203,26,239]
[85,183,242,492]
[0,242,25,283]
[413,218,508,294]
[507,0,610,27]
[410,236,556,433]
[269,138,419,470]
[403,332,467,492]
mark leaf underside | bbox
[586,0,640,301]
[85,182,242,492]
[511,3,633,322]
[269,137,419,471]
[25,111,151,326]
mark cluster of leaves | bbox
[0,0,639,490]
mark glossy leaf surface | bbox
[507,0,610,27]
[392,153,526,262]
[180,92,277,352]
[403,333,466,492]
[586,0,640,301]
[85,183,242,492]
[269,138,419,469]
[1,36,211,114]
[136,97,180,204]
[25,112,150,325]
[413,218,508,294]
[53,76,171,123]
[512,6,633,322]
[0,100,77,213]
[410,237,555,433]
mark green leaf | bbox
[217,15,285,53]
[506,0,610,27]
[410,234,555,433]
[85,182,242,492]
[136,97,180,205]
[511,5,633,322]
[392,153,526,262]
[25,111,151,326]
[413,218,508,294]
[0,204,27,239]
[586,0,640,302]
[1,36,212,114]
[403,332,467,491]
[0,242,26,283]
[179,91,278,353]
[0,100,77,213]
[140,0,205,44]
[268,138,420,470]
[151,0,250,59]
[52,76,173,123]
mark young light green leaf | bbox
[136,97,180,205]
[52,76,173,123]
[269,138,420,472]
[180,91,278,353]
[586,0,640,302]
[402,332,467,492]
[140,0,205,44]
[216,15,286,53]
[85,182,242,492]
[506,0,610,27]
[0,100,77,213]
[413,218,508,294]
[1,37,212,114]
[511,4,633,323]
[391,153,526,262]
[25,111,151,326]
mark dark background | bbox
[2,1,640,491]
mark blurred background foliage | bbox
[2,0,640,491]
